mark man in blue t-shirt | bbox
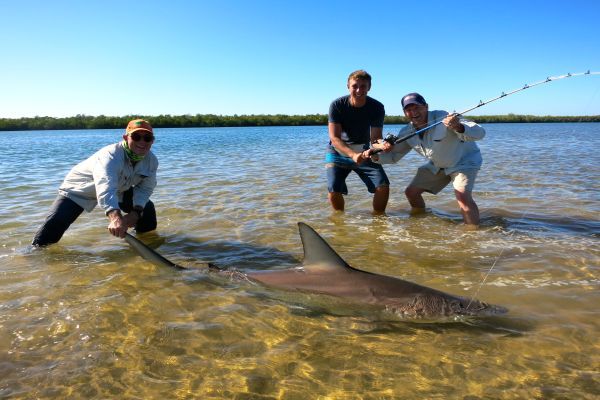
[326,70,390,214]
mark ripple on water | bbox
[0,124,599,398]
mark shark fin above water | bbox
[298,222,355,272]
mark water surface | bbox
[1,123,599,398]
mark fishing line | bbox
[465,71,599,309]
[465,205,533,311]
[378,70,599,310]
[373,70,600,150]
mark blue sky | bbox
[1,0,599,118]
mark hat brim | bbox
[126,128,153,135]
[402,101,427,109]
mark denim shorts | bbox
[326,156,389,195]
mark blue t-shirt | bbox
[328,95,385,144]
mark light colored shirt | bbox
[58,142,158,213]
[380,110,485,175]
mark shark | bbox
[124,222,508,320]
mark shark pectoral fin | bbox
[124,233,185,270]
[297,223,354,272]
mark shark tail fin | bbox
[297,222,352,271]
[124,233,185,270]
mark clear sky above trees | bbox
[1,0,599,118]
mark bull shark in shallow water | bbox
[124,222,507,320]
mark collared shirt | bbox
[391,110,485,174]
[58,142,158,213]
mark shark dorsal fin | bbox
[298,222,352,271]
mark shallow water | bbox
[0,123,599,399]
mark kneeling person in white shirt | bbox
[32,119,159,247]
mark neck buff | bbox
[122,140,145,162]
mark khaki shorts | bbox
[410,166,478,194]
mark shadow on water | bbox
[252,292,533,337]
[354,316,535,337]
[17,233,299,273]
[483,208,600,237]
[430,207,600,237]
[383,315,535,337]
[145,233,300,271]
[156,236,305,293]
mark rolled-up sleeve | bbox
[456,119,486,141]
[372,140,412,164]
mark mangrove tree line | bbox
[1,113,599,131]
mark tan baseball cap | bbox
[125,119,153,135]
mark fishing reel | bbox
[370,133,398,156]
[383,133,399,144]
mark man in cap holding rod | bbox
[32,119,159,246]
[373,93,485,228]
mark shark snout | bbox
[461,300,508,316]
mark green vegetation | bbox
[0,113,599,131]
[464,114,600,123]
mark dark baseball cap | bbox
[401,93,427,109]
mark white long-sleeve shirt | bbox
[379,110,485,174]
[58,142,158,214]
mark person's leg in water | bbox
[32,196,84,247]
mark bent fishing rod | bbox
[372,70,599,152]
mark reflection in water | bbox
[0,124,599,398]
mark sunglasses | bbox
[130,132,155,142]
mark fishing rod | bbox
[372,70,599,152]
[456,70,598,309]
